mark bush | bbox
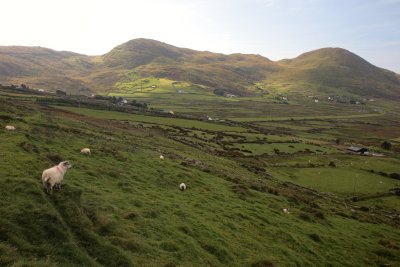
[299,213,313,222]
[47,154,63,164]
[389,173,400,180]
[308,233,322,243]
[381,141,392,150]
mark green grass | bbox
[56,106,247,132]
[230,142,336,155]
[1,96,400,266]
[269,167,398,196]
[357,195,400,210]
[230,112,383,122]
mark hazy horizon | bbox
[1,0,399,73]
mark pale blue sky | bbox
[1,0,399,72]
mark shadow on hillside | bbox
[48,185,135,267]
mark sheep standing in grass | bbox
[80,148,91,155]
[283,208,290,214]
[180,183,186,191]
[5,125,16,131]
[42,161,72,194]
[160,155,165,160]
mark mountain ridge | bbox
[0,38,399,98]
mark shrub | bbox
[47,154,63,164]
[19,141,40,153]
[299,213,313,222]
[308,233,322,243]
[378,171,388,177]
[381,141,392,150]
[389,173,400,180]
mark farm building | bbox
[347,146,368,154]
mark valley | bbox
[1,84,399,266]
[1,38,400,266]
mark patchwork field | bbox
[0,88,399,266]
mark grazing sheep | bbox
[42,161,72,194]
[5,125,16,131]
[80,148,91,154]
[179,183,186,191]
[283,208,290,214]
[160,155,165,160]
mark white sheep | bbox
[5,125,16,131]
[160,155,165,160]
[179,183,186,191]
[80,148,91,154]
[42,161,72,194]
[283,208,290,214]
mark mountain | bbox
[101,39,277,95]
[0,39,399,98]
[271,48,400,98]
[0,46,95,94]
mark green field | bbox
[230,112,384,122]
[1,91,400,266]
[57,106,247,132]
[269,167,398,196]
[229,142,337,155]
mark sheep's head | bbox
[62,161,72,169]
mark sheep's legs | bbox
[45,181,52,194]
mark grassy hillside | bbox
[268,48,400,98]
[1,90,400,266]
[0,46,95,94]
[1,39,399,99]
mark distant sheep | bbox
[160,155,165,160]
[80,148,91,154]
[179,183,186,191]
[283,208,290,214]
[5,125,16,131]
[42,161,72,194]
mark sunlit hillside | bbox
[1,39,399,98]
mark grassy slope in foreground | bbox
[0,100,399,266]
